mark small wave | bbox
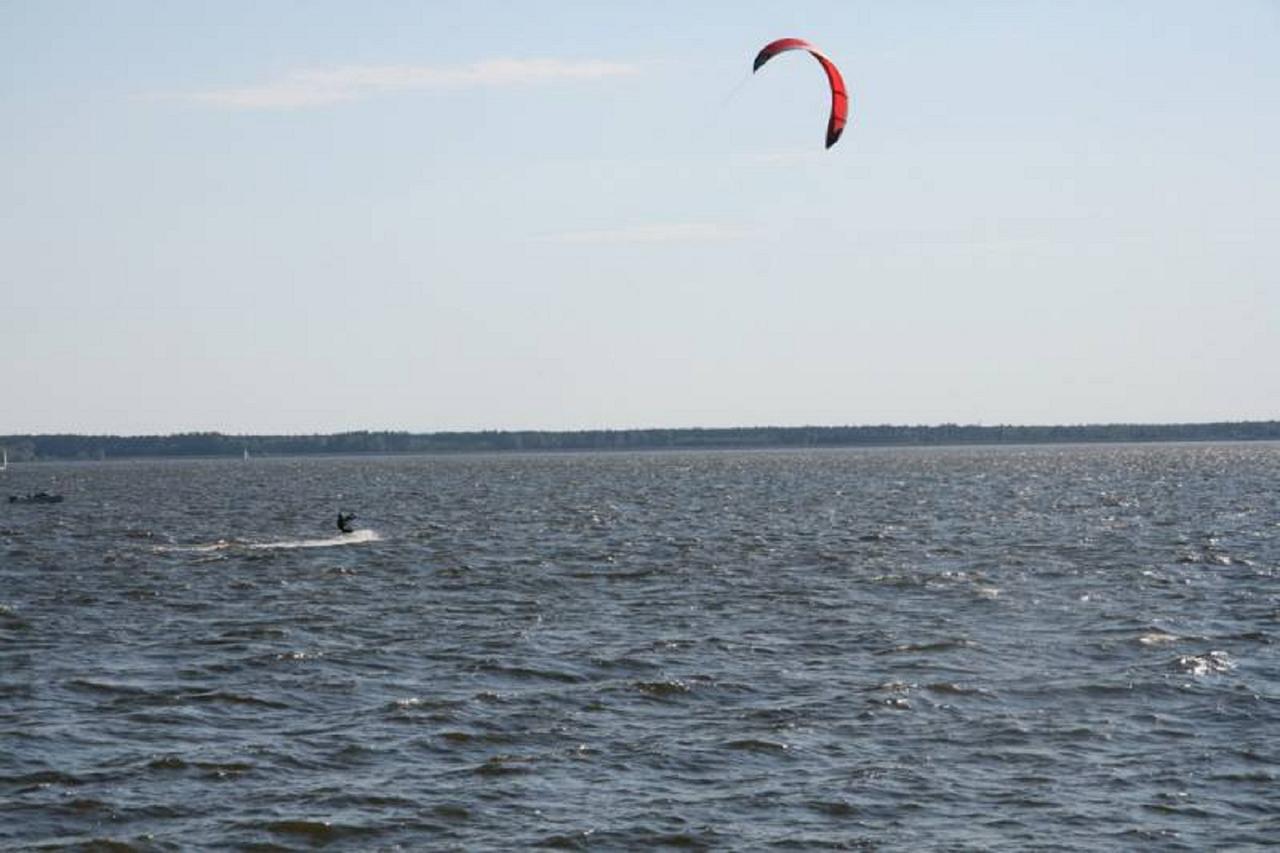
[432,803,471,820]
[9,769,84,790]
[868,573,925,588]
[478,662,584,683]
[871,680,913,693]
[1216,630,1271,643]
[195,760,254,778]
[1207,769,1277,783]
[265,819,340,840]
[140,758,255,779]
[439,730,474,743]
[0,603,29,629]
[1177,551,1250,567]
[807,798,860,817]
[537,830,596,850]
[724,738,790,753]
[874,638,973,656]
[473,754,536,776]
[634,679,694,696]
[183,689,291,709]
[274,650,323,663]
[386,696,466,713]
[67,680,290,711]
[62,797,113,814]
[146,755,186,771]
[48,837,141,852]
[568,567,661,581]
[67,678,153,697]
[925,681,989,697]
[239,807,392,841]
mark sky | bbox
[2,1,1277,435]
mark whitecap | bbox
[1176,650,1234,676]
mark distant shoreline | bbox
[2,421,1277,462]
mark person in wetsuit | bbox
[337,511,357,533]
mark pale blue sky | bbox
[3,1,1277,434]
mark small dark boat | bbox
[8,492,65,505]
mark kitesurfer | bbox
[337,511,357,534]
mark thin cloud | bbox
[169,58,639,109]
[538,223,746,246]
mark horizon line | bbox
[3,418,1278,440]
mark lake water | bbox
[2,444,1277,849]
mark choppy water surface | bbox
[2,444,1278,849]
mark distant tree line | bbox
[1,421,1278,461]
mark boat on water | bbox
[8,492,64,505]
